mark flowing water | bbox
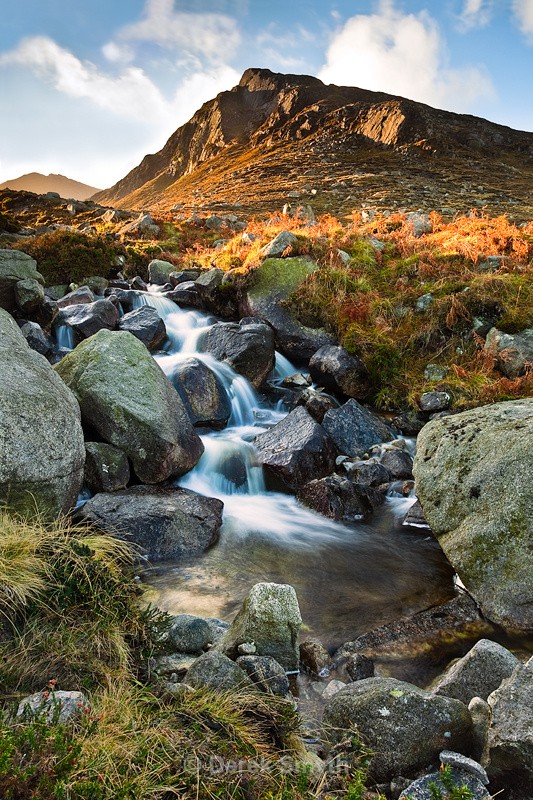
[133,292,455,651]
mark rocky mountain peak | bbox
[238,67,324,93]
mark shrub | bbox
[13,231,122,285]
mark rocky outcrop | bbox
[200,318,275,389]
[0,308,84,517]
[0,250,44,311]
[55,329,203,483]
[254,406,338,490]
[78,485,222,562]
[413,399,533,632]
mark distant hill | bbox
[93,67,533,220]
[0,173,100,201]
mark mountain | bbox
[0,173,100,201]
[93,68,533,220]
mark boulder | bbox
[220,582,302,671]
[379,449,413,479]
[167,615,212,654]
[118,212,159,238]
[168,357,231,429]
[17,690,90,724]
[15,278,45,313]
[200,318,275,389]
[322,399,393,458]
[322,677,472,782]
[57,299,119,341]
[20,321,55,357]
[298,475,370,522]
[82,276,108,296]
[400,770,489,800]
[56,286,95,308]
[84,442,130,493]
[0,308,84,517]
[260,230,299,257]
[299,638,331,675]
[0,249,44,311]
[78,486,222,562]
[309,345,370,400]
[241,257,334,361]
[55,329,203,483]
[432,639,520,704]
[254,406,338,490]
[483,659,533,778]
[165,282,204,309]
[413,399,533,632]
[185,652,253,691]
[169,269,201,286]
[485,327,533,378]
[118,305,167,351]
[236,655,290,696]
[419,390,451,412]
[148,259,175,286]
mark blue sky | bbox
[1,0,532,189]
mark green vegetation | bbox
[13,231,122,285]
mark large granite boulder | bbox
[78,486,222,562]
[241,257,333,361]
[0,250,44,311]
[309,345,370,400]
[322,399,393,457]
[200,318,275,389]
[322,677,472,782]
[168,357,231,429]
[413,399,533,632]
[220,582,302,671]
[0,308,84,517]
[254,406,338,490]
[55,329,203,483]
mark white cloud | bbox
[458,0,493,30]
[512,0,533,39]
[102,41,134,64]
[318,1,494,112]
[114,0,241,64]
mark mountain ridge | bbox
[0,173,100,201]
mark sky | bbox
[1,0,532,189]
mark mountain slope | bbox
[0,173,100,201]
[93,68,533,220]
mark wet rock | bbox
[343,460,391,486]
[254,406,338,491]
[84,442,130,493]
[167,615,212,654]
[236,655,290,696]
[392,410,427,436]
[118,305,167,350]
[220,582,302,671]
[402,500,430,528]
[323,677,472,782]
[0,250,44,311]
[303,392,338,423]
[168,357,231,430]
[148,259,175,286]
[131,276,148,291]
[104,288,137,312]
[380,449,413,479]
[33,297,58,332]
[201,318,275,389]
[309,345,370,400]
[56,286,95,308]
[432,639,520,704]
[169,268,201,286]
[55,329,203,483]
[414,399,533,633]
[20,320,55,357]
[17,690,90,724]
[0,308,84,517]
[78,485,222,563]
[322,399,393,458]
[344,654,375,682]
[165,281,204,309]
[260,230,298,257]
[186,652,253,691]
[298,474,370,522]
[419,391,451,412]
[57,299,119,341]
[485,327,533,378]
[300,638,331,675]
[15,278,45,313]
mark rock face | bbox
[78,486,223,562]
[485,327,533,378]
[432,639,520,704]
[254,406,338,490]
[0,308,84,517]
[0,250,44,311]
[241,257,333,361]
[117,305,167,351]
[322,677,472,782]
[57,299,119,341]
[55,329,203,483]
[309,345,370,400]
[322,399,393,457]
[413,399,533,632]
[200,318,275,389]
[221,582,302,671]
[168,357,231,429]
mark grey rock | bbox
[484,659,533,776]
[57,298,119,341]
[439,750,489,784]
[221,582,302,671]
[56,286,95,307]
[402,499,430,528]
[148,259,175,286]
[118,305,166,351]
[186,651,253,691]
[419,391,451,412]
[169,269,201,286]
[323,677,472,782]
[322,399,393,458]
[195,267,224,292]
[20,320,55,357]
[399,770,489,800]
[0,308,84,517]
[84,442,130,493]
[344,654,375,682]
[485,327,533,378]
[167,615,211,654]
[298,474,369,522]
[131,276,148,291]
[432,639,520,704]
[254,406,338,490]
[424,364,449,382]
[236,655,290,696]
[303,391,338,423]
[413,399,533,632]
[15,278,45,313]
[0,249,44,311]
[468,697,491,762]
[300,638,331,675]
[165,282,204,309]
[406,211,433,237]
[205,618,230,646]
[55,329,203,483]
[416,293,434,312]
[82,276,108,296]
[380,449,413,479]
[78,485,222,563]
[168,357,231,429]
[201,318,275,389]
[343,461,391,486]
[118,212,159,238]
[260,230,299,257]
[153,653,196,676]
[309,345,370,400]
[17,690,89,724]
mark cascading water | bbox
[137,292,455,651]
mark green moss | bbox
[247,257,319,300]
